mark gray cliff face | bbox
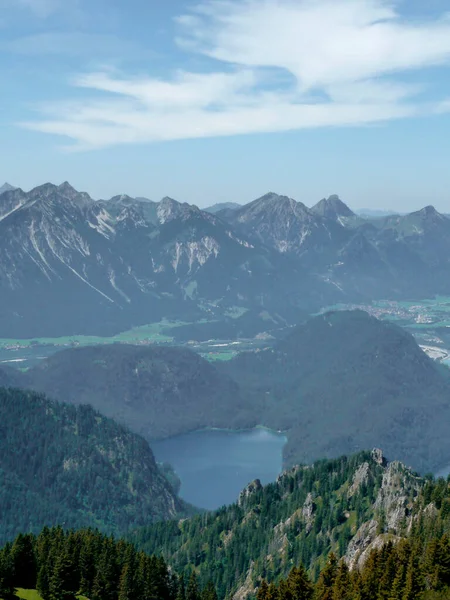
[345,450,423,570]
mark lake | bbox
[151,428,287,510]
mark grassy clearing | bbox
[0,319,187,350]
[15,589,88,600]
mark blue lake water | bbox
[151,428,287,510]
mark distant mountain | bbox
[3,181,450,337]
[220,309,450,473]
[0,182,16,195]
[22,344,257,440]
[221,192,349,266]
[0,386,185,543]
[205,202,241,214]
[15,310,450,474]
[0,183,288,337]
[311,194,355,221]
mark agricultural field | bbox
[0,319,268,368]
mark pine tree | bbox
[257,579,269,600]
[176,574,186,600]
[0,546,15,600]
[402,556,425,600]
[331,562,350,600]
[287,565,313,600]
[49,550,78,600]
[118,564,136,600]
[187,572,200,600]
[202,580,218,600]
[315,553,338,600]
[11,533,37,590]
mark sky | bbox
[1,0,450,211]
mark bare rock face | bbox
[346,523,402,571]
[302,493,315,533]
[345,453,422,570]
[371,448,387,467]
[348,462,370,497]
[238,479,262,508]
[374,461,421,531]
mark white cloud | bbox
[21,0,450,149]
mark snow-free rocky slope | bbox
[2,182,450,336]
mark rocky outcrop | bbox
[238,479,262,508]
[348,462,370,497]
[302,493,315,533]
[345,451,423,570]
[374,461,421,531]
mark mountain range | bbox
[2,182,450,337]
[3,309,450,474]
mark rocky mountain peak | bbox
[57,181,92,205]
[0,182,16,195]
[417,205,441,219]
[311,194,355,220]
[157,196,203,224]
[236,193,310,223]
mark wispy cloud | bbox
[21,0,450,149]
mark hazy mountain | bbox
[3,182,450,337]
[205,202,241,214]
[0,386,185,543]
[220,309,450,473]
[0,183,286,337]
[222,192,350,267]
[0,182,16,195]
[12,309,450,474]
[310,194,355,221]
[22,344,257,440]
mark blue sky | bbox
[1,0,450,211]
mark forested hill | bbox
[5,310,450,475]
[21,345,256,440]
[133,449,450,599]
[0,387,187,544]
[219,309,450,473]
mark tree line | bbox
[0,527,217,600]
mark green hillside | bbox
[0,387,187,544]
[133,449,450,599]
[220,310,450,473]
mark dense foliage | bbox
[132,452,386,598]
[257,536,450,600]
[19,345,256,440]
[0,387,185,544]
[0,528,218,600]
